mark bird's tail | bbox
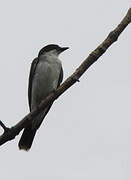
[18,126,37,151]
[18,104,53,151]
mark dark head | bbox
[38,44,69,57]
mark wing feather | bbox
[28,58,39,111]
[57,67,63,87]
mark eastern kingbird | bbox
[18,44,69,151]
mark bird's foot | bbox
[72,75,80,82]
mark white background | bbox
[0,0,131,179]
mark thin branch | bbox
[0,8,131,146]
[0,121,9,132]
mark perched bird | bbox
[18,44,69,151]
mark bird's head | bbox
[38,44,69,57]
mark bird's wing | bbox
[57,67,63,87]
[28,58,39,111]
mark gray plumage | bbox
[18,44,68,151]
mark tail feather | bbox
[18,126,36,151]
[18,104,53,151]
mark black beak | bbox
[60,47,69,52]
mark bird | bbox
[18,44,69,151]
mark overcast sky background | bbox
[0,0,131,180]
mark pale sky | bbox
[0,0,131,180]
